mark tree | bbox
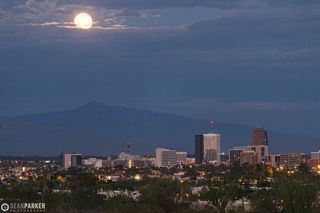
[104,196,137,213]
[67,172,105,210]
[274,175,319,213]
[139,180,180,212]
[250,190,277,213]
[297,163,311,175]
[201,180,243,213]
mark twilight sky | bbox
[1,0,320,136]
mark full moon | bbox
[74,13,93,29]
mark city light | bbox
[134,174,141,181]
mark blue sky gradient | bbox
[1,0,320,136]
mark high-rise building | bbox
[60,152,82,169]
[195,133,221,165]
[155,148,177,167]
[176,152,187,165]
[195,135,204,164]
[251,128,268,146]
[249,128,269,163]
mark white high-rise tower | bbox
[203,133,221,164]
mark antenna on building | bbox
[126,143,133,155]
[210,120,214,133]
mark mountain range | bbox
[0,101,318,155]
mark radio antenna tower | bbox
[210,120,214,133]
[126,143,133,155]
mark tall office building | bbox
[249,128,269,163]
[60,152,82,169]
[155,148,177,167]
[251,128,268,146]
[195,135,204,164]
[195,133,221,165]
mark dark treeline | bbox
[0,163,319,213]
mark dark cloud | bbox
[53,0,320,10]
[1,0,319,12]
[2,0,320,27]
[115,8,144,18]
[55,0,242,10]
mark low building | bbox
[118,152,140,161]
[83,158,103,168]
[249,145,269,164]
[229,146,248,165]
[186,158,195,165]
[311,151,320,160]
[60,152,82,169]
[176,152,187,165]
[240,150,257,165]
[220,153,229,164]
[265,154,280,168]
[97,189,141,201]
[132,159,152,168]
[155,148,177,167]
[279,153,304,169]
[229,146,258,165]
[103,159,113,168]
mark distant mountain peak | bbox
[10,102,320,155]
[81,101,106,108]
[74,101,111,112]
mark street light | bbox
[134,174,141,181]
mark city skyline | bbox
[1,1,320,212]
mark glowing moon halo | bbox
[74,13,93,29]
